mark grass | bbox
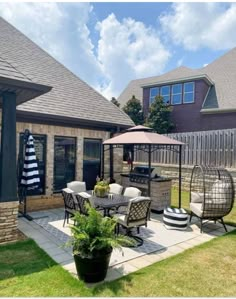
[171,187,236,226]
[0,232,236,297]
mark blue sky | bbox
[0,2,235,100]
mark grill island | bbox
[102,125,184,211]
[121,166,172,212]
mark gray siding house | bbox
[118,48,236,133]
[0,17,133,212]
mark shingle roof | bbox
[118,48,236,111]
[0,17,133,128]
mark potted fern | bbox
[68,206,134,283]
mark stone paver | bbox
[17,208,234,283]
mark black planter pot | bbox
[74,247,113,283]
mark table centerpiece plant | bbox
[94,177,110,198]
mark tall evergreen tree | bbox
[146,96,174,133]
[123,95,144,125]
[111,97,120,107]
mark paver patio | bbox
[18,208,235,283]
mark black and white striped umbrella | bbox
[21,134,40,190]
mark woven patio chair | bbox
[189,165,235,232]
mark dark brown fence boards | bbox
[135,128,236,168]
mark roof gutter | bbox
[141,74,214,88]
[200,108,236,114]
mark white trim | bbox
[141,74,214,88]
[201,86,211,109]
[200,108,236,114]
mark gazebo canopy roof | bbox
[103,125,184,146]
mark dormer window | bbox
[171,84,182,105]
[149,87,159,105]
[183,82,194,103]
[160,85,170,104]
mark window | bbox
[83,139,102,190]
[160,85,170,104]
[53,136,76,192]
[19,133,47,195]
[183,82,194,103]
[149,87,159,105]
[171,84,182,105]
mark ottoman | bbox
[163,207,189,230]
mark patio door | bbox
[53,136,76,192]
[83,138,102,190]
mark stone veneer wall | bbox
[0,201,18,244]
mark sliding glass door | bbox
[83,138,102,190]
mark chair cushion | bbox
[114,213,147,228]
[67,181,86,193]
[163,207,189,230]
[191,192,204,203]
[190,203,203,217]
[211,180,231,204]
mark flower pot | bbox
[73,247,112,283]
[95,188,108,198]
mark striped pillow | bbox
[163,207,189,230]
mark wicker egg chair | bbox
[189,165,235,232]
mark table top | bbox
[87,191,131,209]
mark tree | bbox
[146,96,174,134]
[123,95,144,125]
[111,97,120,107]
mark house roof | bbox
[0,54,52,106]
[0,17,133,129]
[118,47,236,112]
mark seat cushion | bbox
[190,203,203,217]
[114,213,146,228]
[163,207,189,230]
[191,192,204,203]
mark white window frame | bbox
[183,82,195,103]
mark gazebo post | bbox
[178,144,182,208]
[101,144,105,179]
[148,144,151,196]
[109,144,114,182]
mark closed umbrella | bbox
[19,130,40,220]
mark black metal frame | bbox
[102,143,183,207]
[189,165,235,232]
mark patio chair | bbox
[189,165,235,232]
[109,183,123,195]
[114,196,152,246]
[123,187,142,197]
[74,192,92,215]
[67,181,86,193]
[62,188,79,226]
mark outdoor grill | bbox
[129,166,158,184]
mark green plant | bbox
[68,206,135,258]
[123,95,144,125]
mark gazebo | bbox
[102,125,184,207]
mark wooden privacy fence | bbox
[135,128,236,168]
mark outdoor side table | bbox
[163,207,189,230]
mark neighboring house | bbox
[118,48,236,133]
[0,17,133,211]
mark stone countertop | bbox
[120,173,172,182]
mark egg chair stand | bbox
[189,165,235,233]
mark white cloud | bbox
[0,4,171,99]
[160,2,236,51]
[96,13,170,99]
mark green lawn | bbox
[1,232,236,297]
[171,187,236,226]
